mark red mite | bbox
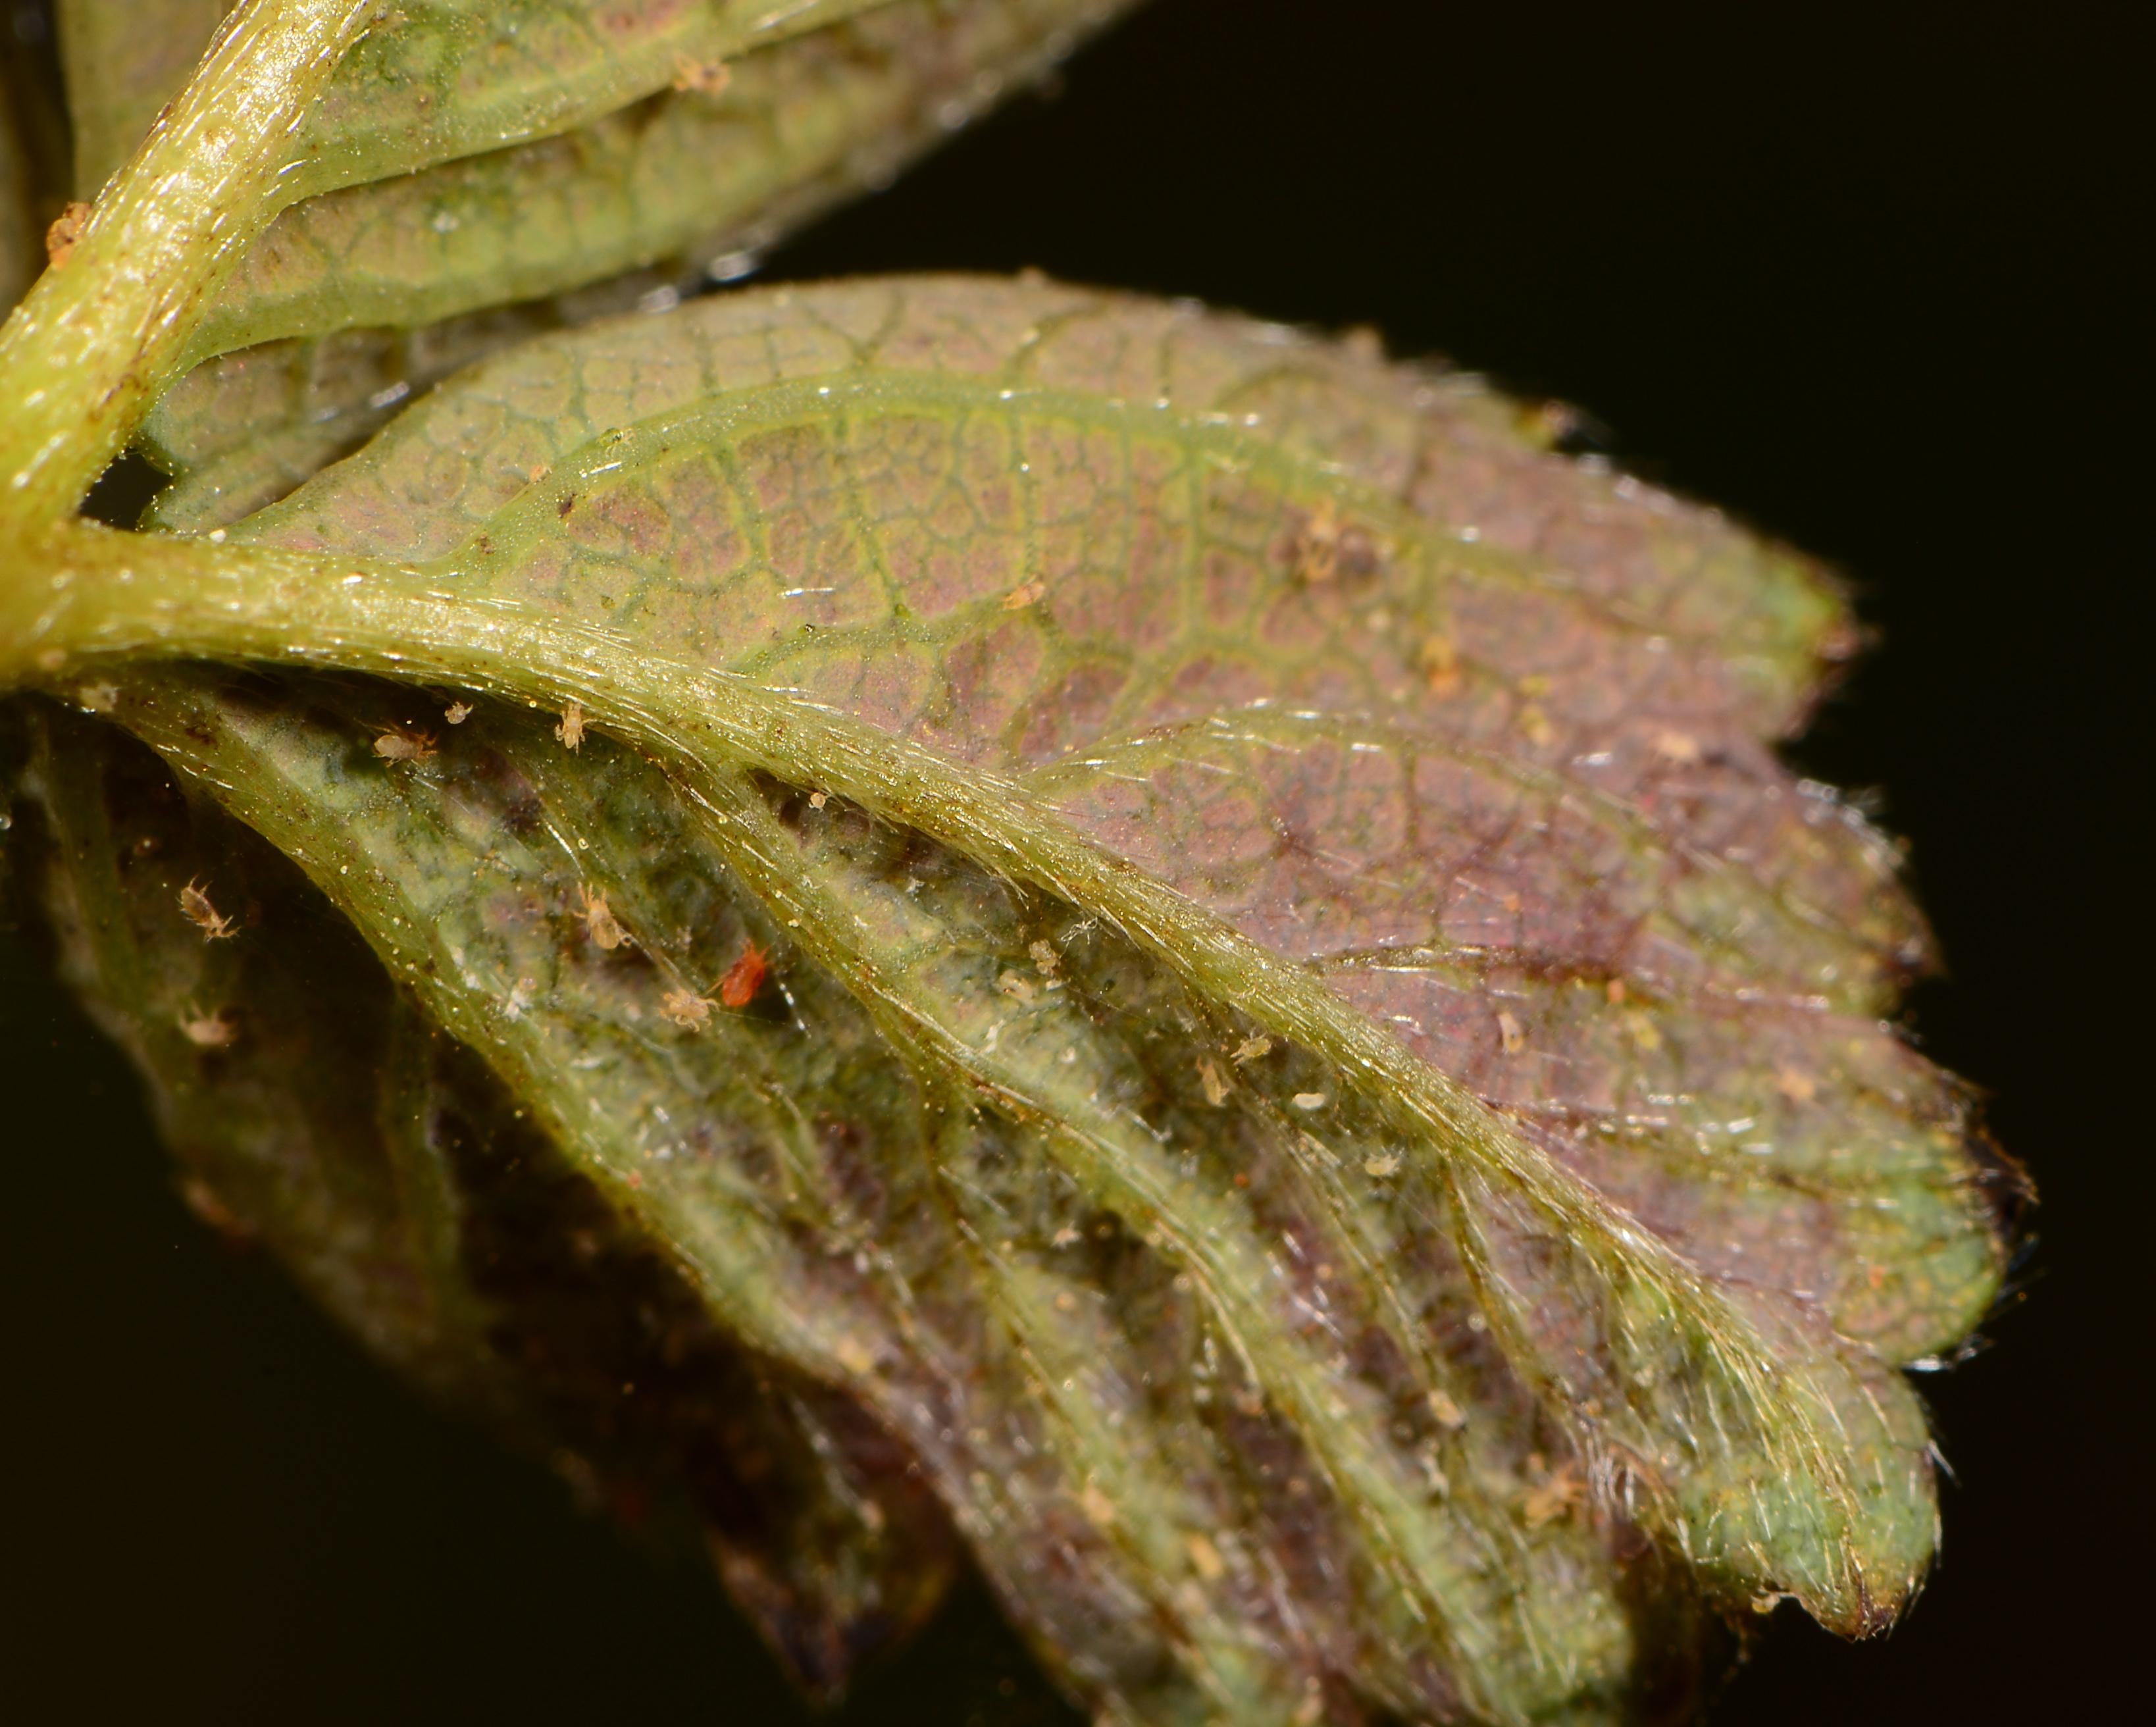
[718,941,769,1009]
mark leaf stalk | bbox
[0,0,374,525]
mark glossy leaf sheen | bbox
[28,278,2009,1723]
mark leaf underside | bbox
[8,274,2012,1725]
[1,7,2018,1724]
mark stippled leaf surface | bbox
[4,696,962,1697]
[54,0,1137,371]
[30,278,2011,1724]
[141,290,646,529]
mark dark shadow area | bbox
[3,1,2141,1721]
[80,448,167,529]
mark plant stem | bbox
[0,0,374,527]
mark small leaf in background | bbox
[1,90,32,308]
[0,13,66,313]
[25,276,2015,1722]
[53,0,1142,371]
[55,0,240,199]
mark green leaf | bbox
[54,0,1140,371]
[22,277,2012,1722]
[141,299,603,529]
[0,36,59,315]
[5,694,961,1699]
[56,0,242,198]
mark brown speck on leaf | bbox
[1291,498,1381,584]
[1198,1059,1229,1106]
[179,1009,237,1049]
[1184,1532,1225,1582]
[443,700,473,725]
[719,941,769,1008]
[178,880,236,941]
[672,57,731,95]
[661,989,713,1029]
[373,727,436,762]
[1497,1011,1526,1054]
[1417,632,1460,695]
[179,1177,254,1244]
[1002,579,1047,609]
[557,492,577,518]
[1341,324,1385,362]
[45,201,90,267]
[555,701,586,750]
[1232,1034,1272,1064]
[1519,398,1593,451]
[1293,498,1343,583]
[1522,1460,1586,1528]
[578,885,628,950]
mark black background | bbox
[2,1,2143,1721]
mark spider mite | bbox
[671,57,731,95]
[178,879,237,941]
[373,727,437,762]
[718,941,769,1009]
[659,989,713,1029]
[555,700,586,751]
[577,884,629,950]
[179,1008,238,1049]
